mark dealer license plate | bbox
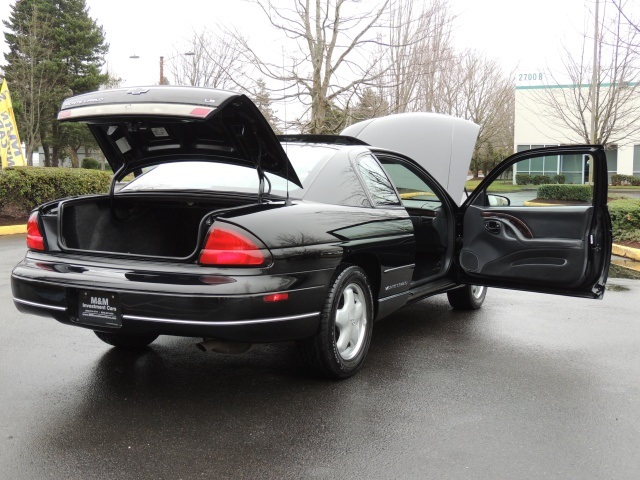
[78,290,122,327]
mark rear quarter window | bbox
[357,154,401,206]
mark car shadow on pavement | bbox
[26,295,481,475]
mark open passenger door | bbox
[458,145,611,299]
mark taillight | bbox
[26,212,46,251]
[199,225,271,267]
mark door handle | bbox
[484,220,501,234]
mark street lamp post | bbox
[130,52,195,86]
[160,52,195,85]
[588,0,599,185]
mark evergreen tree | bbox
[350,88,389,125]
[3,0,108,166]
[252,79,281,134]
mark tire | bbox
[447,285,487,310]
[300,265,374,379]
[94,331,158,350]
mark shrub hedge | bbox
[0,166,111,217]
[536,184,593,202]
[81,157,101,170]
[611,174,640,186]
[515,173,533,185]
[532,175,551,185]
[516,174,567,186]
[608,198,640,243]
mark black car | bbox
[11,86,611,378]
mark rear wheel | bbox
[94,331,158,350]
[447,285,487,310]
[300,265,373,379]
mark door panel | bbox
[461,205,592,286]
[460,146,611,298]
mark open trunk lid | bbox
[58,86,302,187]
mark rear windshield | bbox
[120,144,337,197]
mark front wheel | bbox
[447,285,487,310]
[94,331,158,350]
[299,265,374,379]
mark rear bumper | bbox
[11,254,331,342]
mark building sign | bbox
[515,71,546,88]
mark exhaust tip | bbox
[196,338,255,354]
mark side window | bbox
[484,154,595,207]
[379,159,442,209]
[357,154,401,206]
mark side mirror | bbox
[487,194,511,207]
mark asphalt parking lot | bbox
[2,233,640,479]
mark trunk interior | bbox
[59,196,254,259]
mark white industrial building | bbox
[514,77,640,184]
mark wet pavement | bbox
[2,234,640,479]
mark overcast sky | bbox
[0,0,605,87]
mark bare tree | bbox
[235,0,391,133]
[613,0,640,48]
[432,51,514,176]
[168,29,246,90]
[367,0,512,176]
[533,2,640,146]
[381,0,455,114]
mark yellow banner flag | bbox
[0,79,27,168]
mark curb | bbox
[0,224,27,235]
[611,259,640,273]
[612,243,640,262]
[523,200,558,206]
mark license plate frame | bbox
[77,289,122,327]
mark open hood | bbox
[58,86,302,187]
[342,113,479,205]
